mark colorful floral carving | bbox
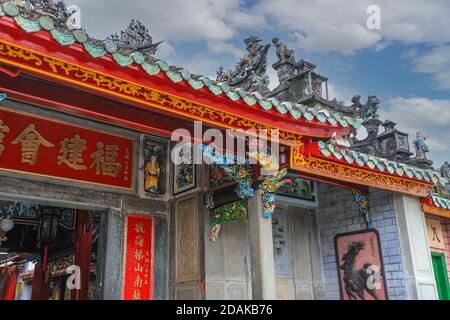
[352,190,372,228]
[256,168,291,218]
[210,200,248,241]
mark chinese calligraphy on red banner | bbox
[123,215,154,300]
[0,106,134,189]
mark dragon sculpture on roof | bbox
[216,36,271,93]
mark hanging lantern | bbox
[0,216,14,232]
[37,206,61,244]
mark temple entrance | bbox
[0,199,101,300]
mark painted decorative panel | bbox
[143,138,166,194]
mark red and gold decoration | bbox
[123,215,154,300]
[422,197,450,219]
[0,106,134,189]
[291,143,432,197]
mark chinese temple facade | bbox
[0,0,449,301]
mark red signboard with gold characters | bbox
[0,106,134,189]
[123,215,154,300]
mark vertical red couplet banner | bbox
[123,215,154,300]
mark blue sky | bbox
[69,0,450,167]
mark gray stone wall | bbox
[317,184,408,300]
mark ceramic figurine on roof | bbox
[413,132,429,160]
[108,19,162,56]
[216,36,271,93]
[355,95,381,120]
[272,37,295,63]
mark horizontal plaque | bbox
[0,106,134,189]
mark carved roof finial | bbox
[108,19,162,56]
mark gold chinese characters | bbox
[2,122,123,178]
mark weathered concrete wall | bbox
[317,184,408,300]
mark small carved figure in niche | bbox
[272,37,295,62]
[340,241,380,300]
[144,153,162,193]
[413,132,429,160]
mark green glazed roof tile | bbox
[208,85,222,96]
[327,144,335,153]
[267,97,279,107]
[226,91,240,101]
[200,76,212,87]
[243,95,257,106]
[142,62,161,76]
[386,166,395,174]
[39,16,54,31]
[3,2,19,17]
[296,104,306,113]
[180,69,191,81]
[73,29,88,43]
[188,78,204,90]
[344,154,354,164]
[289,109,301,120]
[103,39,117,53]
[276,104,288,115]
[303,112,314,121]
[332,151,343,160]
[83,41,107,58]
[50,29,75,46]
[217,82,230,93]
[15,16,40,33]
[405,168,414,179]
[318,140,326,150]
[319,146,331,157]
[356,158,365,167]
[131,52,145,65]
[366,160,376,170]
[250,91,263,100]
[316,113,327,123]
[112,52,133,67]
[157,59,169,72]
[165,70,183,83]
[258,100,272,111]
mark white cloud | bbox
[255,0,450,55]
[71,0,243,41]
[327,83,355,105]
[412,46,450,90]
[207,42,244,60]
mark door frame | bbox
[431,252,450,300]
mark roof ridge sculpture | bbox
[0,0,362,131]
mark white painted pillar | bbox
[394,193,438,300]
[248,194,276,300]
